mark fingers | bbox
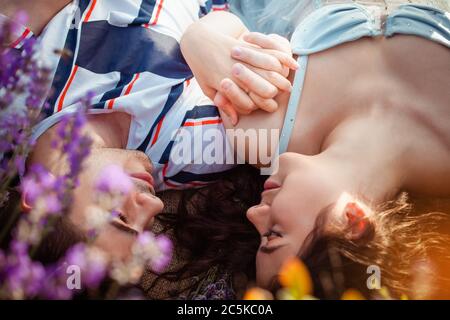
[248,92,278,113]
[243,32,288,52]
[220,78,257,115]
[242,32,299,70]
[231,63,278,99]
[231,46,283,74]
[268,33,291,53]
[245,64,292,92]
[214,92,238,125]
[232,45,298,73]
[217,76,280,119]
[266,49,299,72]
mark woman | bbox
[176,0,450,298]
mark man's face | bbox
[69,148,164,262]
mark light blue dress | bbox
[230,0,450,153]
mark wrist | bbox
[181,23,234,91]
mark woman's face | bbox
[247,153,344,289]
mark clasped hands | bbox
[214,32,298,125]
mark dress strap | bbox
[278,55,309,154]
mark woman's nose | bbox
[268,153,292,184]
[246,204,270,235]
[123,191,164,232]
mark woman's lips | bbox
[263,179,280,191]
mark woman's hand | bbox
[214,32,298,124]
[180,16,297,125]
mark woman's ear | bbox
[344,202,371,240]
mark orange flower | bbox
[278,257,312,299]
[341,289,365,300]
[243,288,273,300]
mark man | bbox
[1,0,295,260]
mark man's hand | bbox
[215,32,298,125]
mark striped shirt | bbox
[8,0,235,192]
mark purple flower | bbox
[0,12,51,193]
[14,11,28,30]
[15,165,66,246]
[0,14,101,300]
[152,235,173,272]
[3,241,46,299]
[95,164,133,195]
[134,232,173,273]
[40,264,74,300]
[20,164,63,215]
[20,178,40,204]
[10,240,28,255]
[193,278,235,300]
[45,193,62,214]
[65,243,108,289]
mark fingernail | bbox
[232,64,242,76]
[222,81,231,90]
[231,47,242,57]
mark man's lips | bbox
[130,172,155,193]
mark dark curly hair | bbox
[146,165,264,295]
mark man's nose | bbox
[122,191,164,232]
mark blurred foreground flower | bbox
[135,232,172,273]
[243,257,315,301]
[341,289,365,300]
[277,257,313,300]
[1,241,46,299]
[244,287,273,300]
[110,232,172,285]
[84,165,133,234]
[0,11,174,300]
[65,243,109,289]
[17,165,64,245]
[95,164,133,195]
[94,164,133,212]
[0,12,51,205]
[0,13,95,297]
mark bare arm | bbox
[181,11,297,124]
[180,12,249,100]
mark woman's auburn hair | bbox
[301,192,450,299]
